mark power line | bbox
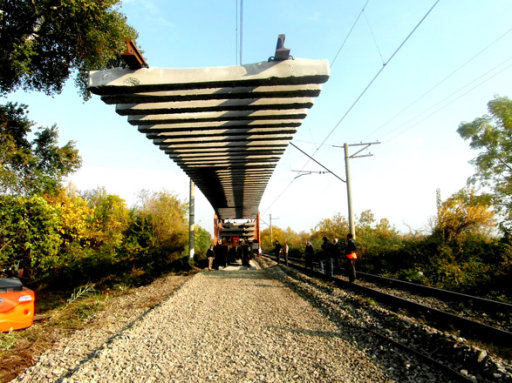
[261,143,343,215]
[262,177,298,214]
[289,142,345,183]
[364,26,512,140]
[362,6,384,66]
[383,57,512,143]
[263,0,441,213]
[331,0,370,68]
[311,0,440,159]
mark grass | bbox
[0,284,122,383]
[0,255,197,382]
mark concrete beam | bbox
[88,58,330,220]
[100,84,322,104]
[128,109,309,125]
[89,59,329,94]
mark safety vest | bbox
[346,252,357,260]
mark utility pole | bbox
[335,141,380,240]
[268,213,280,247]
[269,213,272,245]
[289,141,380,241]
[344,143,355,239]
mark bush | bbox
[0,195,62,281]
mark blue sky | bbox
[6,0,512,235]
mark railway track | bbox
[262,253,512,351]
[259,255,512,382]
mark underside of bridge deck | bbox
[88,59,329,220]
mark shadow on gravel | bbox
[250,283,286,288]
[267,326,343,339]
[202,270,269,280]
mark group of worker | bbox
[206,240,256,270]
[273,233,358,282]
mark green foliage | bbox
[0,0,138,99]
[261,226,285,251]
[0,195,61,280]
[0,102,81,196]
[0,185,197,291]
[82,187,129,251]
[312,213,349,243]
[434,187,495,242]
[136,190,188,252]
[194,225,212,259]
[458,96,512,231]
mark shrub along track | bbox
[258,256,512,382]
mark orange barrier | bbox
[0,279,35,332]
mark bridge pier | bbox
[189,179,195,260]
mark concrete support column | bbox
[189,179,195,259]
[344,143,355,240]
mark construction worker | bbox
[345,233,357,282]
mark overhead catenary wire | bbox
[263,0,441,215]
[311,0,441,159]
[362,6,385,66]
[331,0,370,68]
[364,25,512,141]
[382,57,512,144]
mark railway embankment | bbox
[10,260,512,382]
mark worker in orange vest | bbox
[345,233,357,282]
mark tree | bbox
[312,213,349,242]
[260,226,285,251]
[0,195,62,280]
[458,96,512,231]
[136,190,188,251]
[194,226,212,259]
[0,102,81,196]
[434,187,495,241]
[82,187,129,251]
[0,0,138,99]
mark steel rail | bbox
[355,271,512,314]
[262,253,512,348]
[277,254,512,313]
[262,255,475,382]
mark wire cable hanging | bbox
[235,0,239,65]
[331,0,370,68]
[312,0,440,159]
[364,25,512,141]
[383,56,512,143]
[239,0,243,65]
[263,0,440,214]
[363,6,385,66]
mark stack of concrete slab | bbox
[88,59,329,220]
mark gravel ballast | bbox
[14,260,503,382]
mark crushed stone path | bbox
[14,265,391,383]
